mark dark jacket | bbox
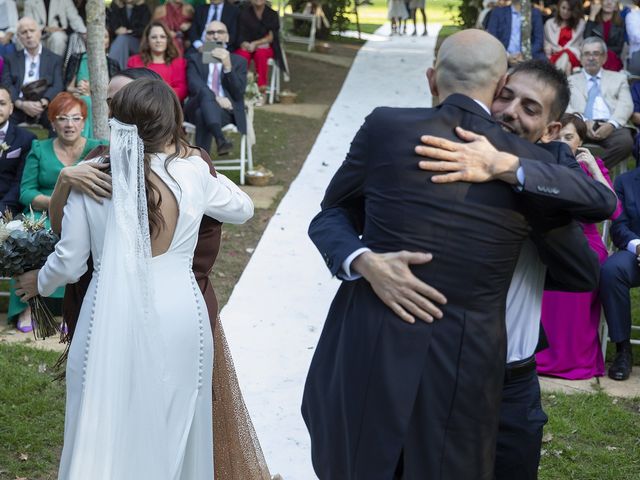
[0,46,64,102]
[185,51,247,134]
[188,1,240,51]
[302,95,610,480]
[611,168,640,249]
[108,3,151,39]
[0,122,36,215]
[584,19,625,57]
[486,5,546,60]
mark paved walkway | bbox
[221,23,441,480]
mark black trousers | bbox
[184,89,234,152]
[494,361,548,480]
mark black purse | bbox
[21,79,49,101]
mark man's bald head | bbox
[429,30,508,105]
[205,20,229,44]
[17,17,42,52]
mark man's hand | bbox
[19,100,44,118]
[115,26,129,35]
[216,96,232,110]
[416,126,520,184]
[211,47,232,71]
[352,250,447,324]
[45,26,64,33]
[15,269,40,301]
[593,122,614,140]
[60,162,112,203]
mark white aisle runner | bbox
[221,24,440,479]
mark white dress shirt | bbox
[22,44,43,87]
[626,9,640,57]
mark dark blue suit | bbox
[600,168,640,342]
[0,122,35,216]
[302,95,615,480]
[486,6,546,60]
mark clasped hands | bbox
[585,120,614,141]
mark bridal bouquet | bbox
[0,211,60,339]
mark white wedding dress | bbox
[37,150,253,480]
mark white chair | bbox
[280,1,320,52]
[267,58,280,104]
[213,126,253,185]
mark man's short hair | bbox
[0,86,11,100]
[115,67,162,81]
[509,59,570,121]
[582,36,608,54]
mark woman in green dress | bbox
[11,92,107,331]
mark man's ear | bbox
[427,67,438,97]
[540,121,562,143]
[493,73,508,100]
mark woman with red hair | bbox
[9,92,107,332]
[127,20,188,102]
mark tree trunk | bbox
[85,0,109,139]
[520,0,532,60]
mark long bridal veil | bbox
[63,119,169,478]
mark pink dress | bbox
[536,158,621,379]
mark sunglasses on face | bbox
[27,62,36,77]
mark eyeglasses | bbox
[206,30,227,35]
[27,62,36,77]
[55,115,84,123]
[583,51,604,58]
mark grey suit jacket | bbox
[567,69,633,127]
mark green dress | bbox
[8,137,108,321]
[75,54,93,138]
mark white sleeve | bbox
[200,163,254,224]
[626,238,640,255]
[627,12,640,49]
[38,190,90,296]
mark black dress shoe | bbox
[217,140,233,156]
[608,350,633,381]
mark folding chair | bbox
[211,105,255,185]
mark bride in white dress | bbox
[16,79,254,480]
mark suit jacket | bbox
[486,6,545,59]
[61,145,223,342]
[584,19,625,57]
[23,0,86,33]
[0,47,64,103]
[108,3,151,38]
[0,122,36,215]
[185,51,247,134]
[610,168,640,250]
[567,69,634,127]
[302,95,576,480]
[188,2,240,51]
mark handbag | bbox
[20,79,49,101]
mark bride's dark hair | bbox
[109,78,188,235]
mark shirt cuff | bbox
[194,40,203,49]
[626,239,640,254]
[339,247,371,281]
[515,165,525,191]
[608,120,620,129]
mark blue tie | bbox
[584,76,600,120]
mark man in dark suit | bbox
[188,0,239,52]
[600,170,640,381]
[302,31,614,480]
[309,61,616,480]
[0,86,36,216]
[0,17,63,131]
[184,20,247,156]
[486,0,545,65]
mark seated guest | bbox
[486,0,546,65]
[600,165,640,381]
[23,0,87,58]
[584,0,625,71]
[8,91,106,331]
[127,20,187,103]
[0,0,18,58]
[537,113,620,380]
[185,20,246,156]
[544,0,585,75]
[567,36,634,169]
[66,30,120,136]
[0,17,64,131]
[625,1,640,75]
[153,0,194,55]
[108,0,151,70]
[189,0,239,52]
[0,86,37,216]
